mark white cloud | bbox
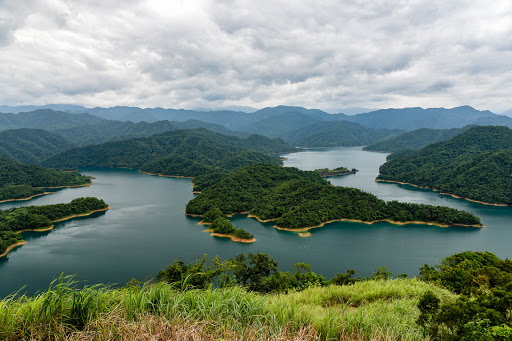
[0,0,511,112]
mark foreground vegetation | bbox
[187,164,481,230]
[378,126,512,205]
[0,197,108,255]
[3,250,511,340]
[0,254,460,341]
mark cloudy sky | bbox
[0,0,511,113]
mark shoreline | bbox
[0,241,27,258]
[15,206,110,234]
[376,179,509,207]
[188,210,483,235]
[0,192,53,204]
[0,181,94,204]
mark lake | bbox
[1,147,511,297]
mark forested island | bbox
[198,207,255,242]
[0,157,92,202]
[377,126,512,205]
[43,128,295,178]
[0,197,109,256]
[186,164,481,231]
[314,166,358,177]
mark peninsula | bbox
[0,197,109,257]
[186,164,482,234]
[0,157,92,202]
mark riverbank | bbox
[0,241,27,258]
[376,179,509,207]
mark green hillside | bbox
[43,129,295,177]
[0,128,75,164]
[287,120,403,147]
[187,164,481,229]
[0,109,103,131]
[364,126,474,153]
[55,119,244,146]
[0,157,92,202]
[378,126,512,205]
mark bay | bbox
[1,147,511,297]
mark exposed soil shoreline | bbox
[188,210,483,234]
[0,181,93,204]
[0,241,27,258]
[376,179,509,207]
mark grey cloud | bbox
[0,0,511,112]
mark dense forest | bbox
[0,231,23,255]
[0,197,108,255]
[43,129,294,177]
[0,157,92,202]
[0,128,76,164]
[364,126,474,153]
[186,164,481,230]
[378,126,512,205]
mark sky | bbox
[0,0,511,113]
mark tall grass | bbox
[0,277,455,340]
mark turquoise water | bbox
[1,147,511,297]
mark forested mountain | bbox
[343,106,512,131]
[55,119,244,146]
[187,164,481,229]
[0,157,91,201]
[286,121,403,147]
[43,129,295,177]
[363,126,474,153]
[378,126,512,205]
[0,129,75,164]
[0,110,104,131]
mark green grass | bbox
[0,276,456,340]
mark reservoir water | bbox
[1,147,511,297]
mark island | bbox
[377,126,512,206]
[0,157,92,202]
[186,164,482,235]
[196,207,255,243]
[314,167,358,177]
[0,197,109,257]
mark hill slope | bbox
[377,126,512,205]
[0,128,75,164]
[0,109,104,131]
[43,129,295,177]
[0,157,91,201]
